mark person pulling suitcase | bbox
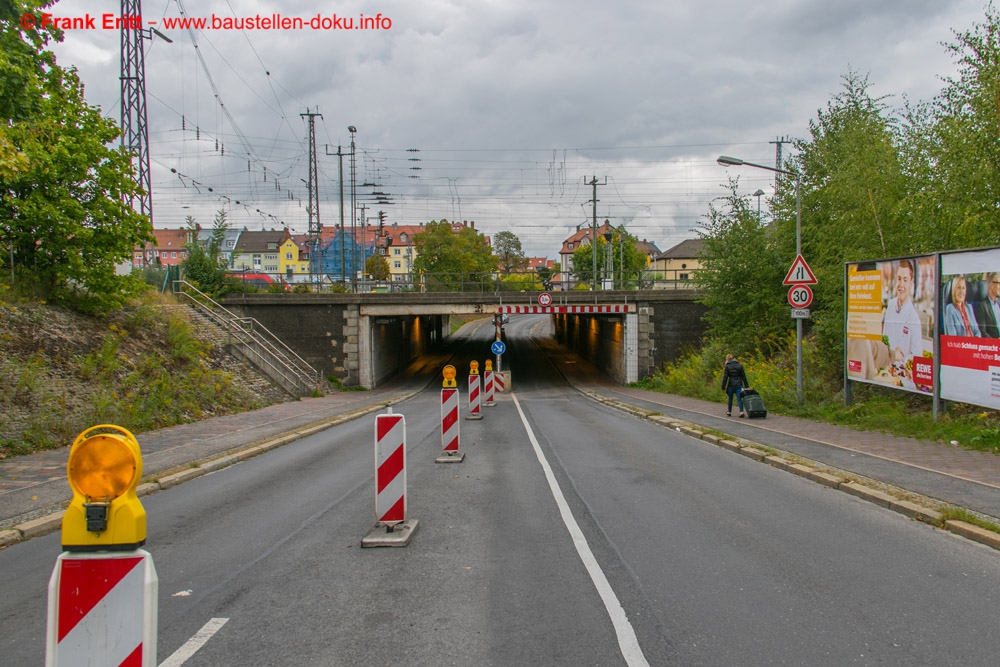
[721,354,749,417]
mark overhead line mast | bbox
[301,108,323,281]
[121,0,153,264]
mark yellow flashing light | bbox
[62,425,146,552]
[485,360,493,371]
[442,364,457,388]
[469,360,479,375]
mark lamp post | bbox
[717,155,804,406]
[753,188,765,222]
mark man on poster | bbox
[882,259,924,362]
[975,272,1000,338]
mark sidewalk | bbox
[4,353,1000,548]
[0,374,429,534]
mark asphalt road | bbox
[3,315,1000,665]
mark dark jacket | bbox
[721,359,749,390]
[976,297,1000,338]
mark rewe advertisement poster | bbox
[845,256,936,394]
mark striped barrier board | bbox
[484,370,495,406]
[494,371,506,393]
[374,413,406,525]
[466,374,482,419]
[364,411,418,546]
[46,550,158,667]
[441,388,460,451]
[496,305,630,314]
[436,388,464,463]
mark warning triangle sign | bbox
[782,254,817,285]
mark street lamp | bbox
[753,189,765,222]
[717,155,804,406]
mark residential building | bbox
[557,220,615,290]
[231,229,291,275]
[134,228,189,268]
[652,238,704,283]
[377,223,423,283]
[191,226,243,266]
[278,234,310,282]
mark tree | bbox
[1,0,153,312]
[493,230,526,274]
[774,70,914,367]
[697,182,789,357]
[365,253,391,281]
[910,5,1000,249]
[413,219,498,290]
[182,211,230,296]
[570,228,645,289]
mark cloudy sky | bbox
[46,0,987,259]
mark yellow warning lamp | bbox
[442,364,457,388]
[485,360,493,372]
[469,360,479,375]
[62,425,146,552]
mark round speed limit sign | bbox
[787,284,814,309]
[538,292,552,306]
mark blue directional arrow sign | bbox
[491,340,506,355]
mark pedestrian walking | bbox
[721,354,749,417]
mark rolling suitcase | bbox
[741,388,767,419]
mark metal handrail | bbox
[173,281,320,393]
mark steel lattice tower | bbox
[301,109,323,278]
[120,1,152,262]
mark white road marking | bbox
[512,394,650,667]
[159,617,229,667]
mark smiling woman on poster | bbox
[944,275,982,337]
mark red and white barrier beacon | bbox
[484,360,496,407]
[362,409,418,547]
[437,365,465,463]
[46,424,158,667]
[466,360,483,420]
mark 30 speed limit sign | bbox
[787,284,813,308]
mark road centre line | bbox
[511,394,650,667]
[158,617,229,667]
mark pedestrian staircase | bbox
[173,281,322,398]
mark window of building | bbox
[394,248,400,255]
[680,273,690,280]
[394,261,401,269]
[286,252,293,260]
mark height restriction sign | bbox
[782,254,817,285]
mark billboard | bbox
[845,256,936,393]
[939,248,1000,410]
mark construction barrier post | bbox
[494,370,507,394]
[437,365,465,463]
[483,359,496,408]
[46,424,157,666]
[466,360,483,420]
[363,409,418,547]
[46,550,158,667]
